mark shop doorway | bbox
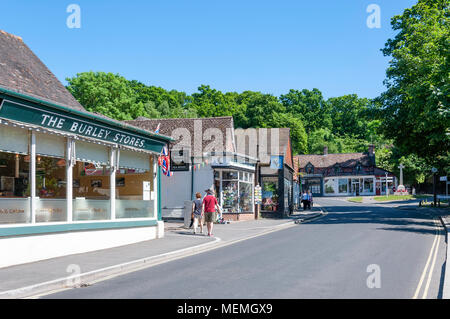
[351,179,361,196]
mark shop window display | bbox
[35,155,67,222]
[116,165,154,219]
[222,180,238,213]
[217,170,254,214]
[72,161,110,221]
[0,152,30,224]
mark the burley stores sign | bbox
[0,95,169,153]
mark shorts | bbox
[204,211,216,223]
[193,214,202,220]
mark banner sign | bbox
[0,98,166,153]
[270,155,283,170]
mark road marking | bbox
[422,218,441,299]
[412,217,440,299]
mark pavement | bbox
[438,212,450,299]
[0,205,324,299]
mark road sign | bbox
[431,167,438,173]
[440,176,447,182]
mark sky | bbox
[1,0,417,99]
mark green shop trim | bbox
[0,220,158,237]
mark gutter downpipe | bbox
[191,156,194,200]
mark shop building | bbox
[296,145,397,197]
[234,128,295,218]
[126,117,258,221]
[0,31,172,268]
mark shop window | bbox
[223,171,238,180]
[284,178,292,213]
[338,179,348,193]
[0,152,30,224]
[222,180,238,213]
[72,161,111,221]
[239,180,253,213]
[364,178,374,193]
[324,178,336,194]
[116,153,154,219]
[262,177,278,211]
[35,155,67,222]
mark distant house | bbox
[295,145,397,197]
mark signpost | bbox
[432,167,438,206]
[254,184,262,219]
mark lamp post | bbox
[385,172,389,197]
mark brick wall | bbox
[222,213,255,222]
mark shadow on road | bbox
[307,202,442,236]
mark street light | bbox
[385,172,389,197]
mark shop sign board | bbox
[254,185,262,204]
[0,98,166,153]
[170,148,190,171]
[270,155,283,170]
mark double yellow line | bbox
[413,217,442,299]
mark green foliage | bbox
[66,72,196,120]
[376,0,450,172]
[280,89,332,134]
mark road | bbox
[43,198,446,299]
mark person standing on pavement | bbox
[203,188,221,237]
[301,191,309,210]
[307,190,313,209]
[192,192,204,235]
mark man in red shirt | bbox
[202,188,221,237]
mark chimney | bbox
[323,146,328,156]
[368,144,375,155]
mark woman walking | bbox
[192,192,204,235]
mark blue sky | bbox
[2,0,417,99]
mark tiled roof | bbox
[0,30,84,111]
[125,116,235,154]
[296,152,374,168]
[234,128,292,165]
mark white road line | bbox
[412,217,439,299]
[422,218,442,299]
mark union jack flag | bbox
[158,146,172,176]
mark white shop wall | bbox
[160,164,214,219]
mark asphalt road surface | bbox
[43,198,446,299]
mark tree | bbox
[66,72,138,120]
[327,94,373,139]
[280,89,332,135]
[376,0,450,172]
